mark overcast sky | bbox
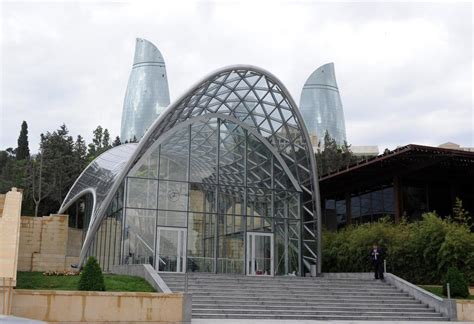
[1,1,472,153]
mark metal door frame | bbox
[246,232,274,276]
[156,226,187,273]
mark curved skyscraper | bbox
[299,63,347,146]
[120,38,170,142]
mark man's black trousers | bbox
[373,261,384,279]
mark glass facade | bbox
[60,66,320,275]
[120,38,171,142]
[323,186,395,229]
[299,63,347,145]
[119,118,301,275]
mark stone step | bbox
[188,291,410,298]
[192,308,442,317]
[159,273,447,321]
[160,274,380,282]
[193,299,424,306]
[192,304,432,312]
[192,313,450,321]
[167,285,398,292]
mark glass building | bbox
[299,63,347,145]
[60,65,321,276]
[120,38,171,142]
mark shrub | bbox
[322,212,474,285]
[442,267,469,298]
[78,256,105,291]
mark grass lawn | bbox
[419,285,474,300]
[16,272,155,292]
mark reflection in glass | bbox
[187,213,216,272]
[126,178,157,209]
[124,208,156,265]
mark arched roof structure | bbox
[60,65,322,273]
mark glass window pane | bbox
[187,212,216,272]
[158,181,189,211]
[124,208,156,265]
[190,119,218,183]
[189,183,216,213]
[126,178,158,209]
[247,187,271,218]
[218,185,245,215]
[159,127,189,181]
[219,121,245,186]
[157,210,187,227]
[247,133,272,189]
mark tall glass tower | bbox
[120,38,170,142]
[299,63,347,146]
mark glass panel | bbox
[383,187,395,214]
[157,210,187,227]
[158,181,189,211]
[247,216,271,232]
[274,219,288,275]
[246,133,272,189]
[352,195,361,221]
[189,183,216,213]
[217,214,244,274]
[126,178,158,209]
[218,185,245,215]
[254,235,272,275]
[219,120,245,186]
[372,189,384,214]
[157,228,180,272]
[159,126,189,181]
[187,213,216,272]
[124,208,156,265]
[288,220,300,274]
[130,145,159,179]
[190,119,218,183]
[247,187,271,218]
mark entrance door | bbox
[156,227,186,273]
[246,232,274,276]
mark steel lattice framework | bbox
[60,65,322,273]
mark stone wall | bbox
[457,300,474,321]
[0,188,22,282]
[0,188,23,315]
[18,215,80,272]
[12,290,191,323]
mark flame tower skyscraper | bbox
[299,63,347,146]
[120,38,170,142]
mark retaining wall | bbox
[12,289,191,323]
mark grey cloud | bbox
[0,1,472,153]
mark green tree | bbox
[87,126,113,161]
[78,256,106,291]
[452,197,471,227]
[26,124,77,216]
[112,136,121,147]
[16,121,30,160]
[315,131,358,176]
[443,267,469,298]
[73,135,88,174]
[102,129,111,149]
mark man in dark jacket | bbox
[370,243,385,280]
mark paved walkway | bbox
[193,320,454,324]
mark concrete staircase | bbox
[159,273,450,321]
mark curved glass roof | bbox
[60,65,322,272]
[59,143,138,234]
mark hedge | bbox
[322,213,474,285]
